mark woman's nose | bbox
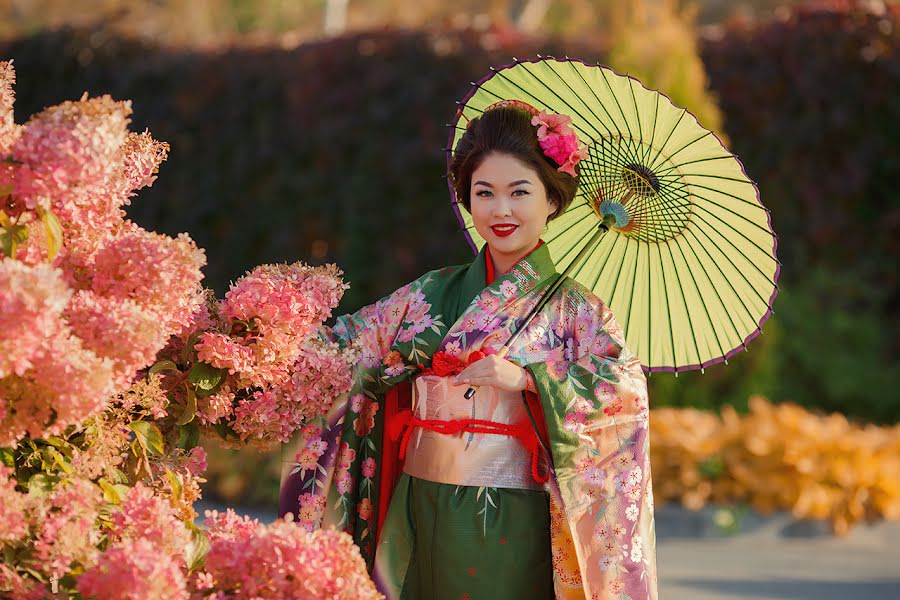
[492,197,513,217]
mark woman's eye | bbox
[512,189,530,196]
[475,190,493,197]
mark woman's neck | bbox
[486,241,543,277]
[489,252,519,276]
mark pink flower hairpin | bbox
[484,100,588,177]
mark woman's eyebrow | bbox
[473,179,533,187]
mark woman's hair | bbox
[448,106,579,221]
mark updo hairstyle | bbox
[448,106,579,221]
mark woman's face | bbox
[470,152,557,269]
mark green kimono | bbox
[280,242,658,600]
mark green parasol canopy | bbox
[448,57,779,374]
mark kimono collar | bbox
[484,240,546,285]
[458,240,557,312]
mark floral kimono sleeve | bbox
[327,281,420,390]
[523,287,657,600]
[282,271,447,542]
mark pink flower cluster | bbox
[23,477,105,578]
[108,484,193,558]
[77,538,188,600]
[0,261,116,445]
[0,466,27,544]
[194,263,354,447]
[197,509,383,599]
[531,110,589,177]
[0,61,381,599]
[0,61,207,444]
[0,61,16,152]
[198,263,347,388]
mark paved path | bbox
[659,535,900,600]
[655,505,900,600]
[195,500,900,599]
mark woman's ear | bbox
[547,193,561,220]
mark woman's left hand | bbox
[452,354,528,392]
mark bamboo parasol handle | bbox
[463,220,612,399]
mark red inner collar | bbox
[484,240,543,285]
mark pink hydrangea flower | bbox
[120,129,169,192]
[0,61,18,153]
[0,259,70,379]
[65,290,168,387]
[91,228,206,339]
[199,513,381,599]
[1,330,116,446]
[109,484,192,559]
[0,465,27,544]
[77,538,188,600]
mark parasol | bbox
[448,57,779,377]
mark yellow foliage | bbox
[606,0,727,142]
[650,396,900,535]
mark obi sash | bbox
[394,375,548,490]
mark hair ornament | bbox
[484,100,588,177]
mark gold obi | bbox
[401,375,546,490]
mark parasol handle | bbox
[464,220,613,400]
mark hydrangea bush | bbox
[0,60,378,598]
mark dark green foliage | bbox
[2,3,898,424]
[694,3,900,422]
[1,27,594,312]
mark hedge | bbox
[2,1,897,423]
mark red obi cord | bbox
[388,409,550,484]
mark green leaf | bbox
[164,466,183,501]
[0,224,28,258]
[185,522,210,571]
[149,360,180,377]
[177,422,200,450]
[98,478,126,504]
[109,467,130,484]
[179,330,202,364]
[49,449,73,476]
[214,421,235,441]
[20,566,47,583]
[35,206,63,262]
[698,454,725,479]
[188,361,225,393]
[129,421,165,456]
[27,473,58,496]
[43,435,66,448]
[0,447,14,468]
[177,385,197,425]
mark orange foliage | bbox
[650,396,900,535]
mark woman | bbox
[280,104,658,600]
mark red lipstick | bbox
[490,224,518,237]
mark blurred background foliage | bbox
[2,0,898,505]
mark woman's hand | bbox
[452,354,528,392]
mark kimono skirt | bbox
[382,373,555,600]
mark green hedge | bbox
[2,3,898,424]
[1,27,598,309]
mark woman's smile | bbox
[490,223,519,237]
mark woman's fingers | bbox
[452,356,526,391]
